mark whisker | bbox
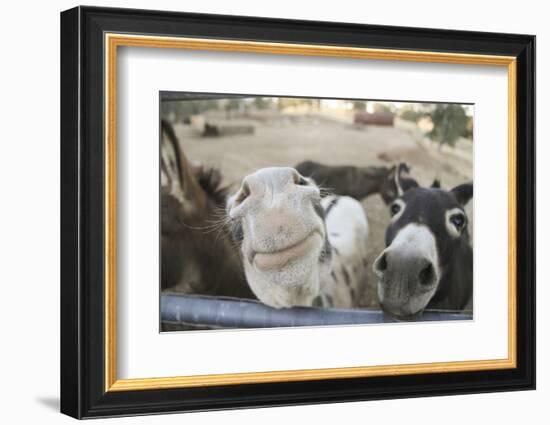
[317,184,334,198]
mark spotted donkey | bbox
[227,167,369,309]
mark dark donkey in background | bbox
[295,160,417,204]
[161,120,253,299]
[373,172,473,319]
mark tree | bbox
[253,97,270,109]
[352,101,367,112]
[428,104,469,148]
[399,105,429,123]
[160,99,220,122]
[372,103,397,114]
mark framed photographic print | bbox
[60,6,535,419]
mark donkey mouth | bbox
[252,231,322,272]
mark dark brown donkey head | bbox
[294,160,416,204]
[160,120,253,298]
[373,171,473,319]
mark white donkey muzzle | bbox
[373,223,440,317]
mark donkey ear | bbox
[386,165,397,181]
[451,183,473,205]
[398,162,411,174]
[431,179,441,189]
[378,166,397,204]
[380,163,418,204]
[161,120,207,208]
[395,162,418,196]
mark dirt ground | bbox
[173,114,473,308]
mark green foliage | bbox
[225,98,242,111]
[352,101,367,112]
[372,103,393,113]
[428,104,469,147]
[253,97,271,109]
[160,99,220,122]
[462,116,474,139]
[278,97,303,109]
[399,107,427,123]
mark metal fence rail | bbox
[161,293,472,329]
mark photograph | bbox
[58,5,535,419]
[160,93,474,331]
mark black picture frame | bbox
[60,5,535,419]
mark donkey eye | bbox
[450,213,465,229]
[390,203,401,216]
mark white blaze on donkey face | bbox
[374,223,440,317]
[227,167,327,308]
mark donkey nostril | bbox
[376,253,388,272]
[418,263,435,286]
[235,182,251,205]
